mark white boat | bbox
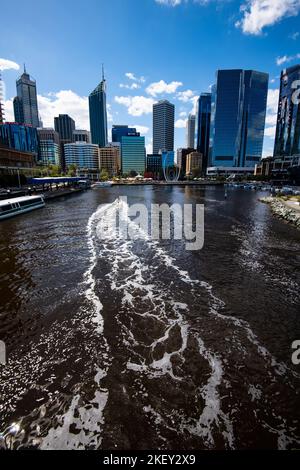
[92,181,113,188]
[0,195,45,221]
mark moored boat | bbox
[0,195,45,221]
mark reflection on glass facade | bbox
[89,77,108,147]
[195,93,211,171]
[0,123,38,155]
[121,136,145,175]
[274,65,300,157]
[13,68,39,128]
[210,69,268,168]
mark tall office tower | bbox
[37,128,60,166]
[13,65,39,127]
[112,125,140,143]
[153,100,175,154]
[210,69,268,168]
[73,129,91,143]
[0,71,4,123]
[274,65,300,157]
[64,142,99,170]
[89,67,108,147]
[186,114,195,149]
[121,136,145,175]
[195,93,211,172]
[54,114,75,168]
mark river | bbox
[0,185,299,449]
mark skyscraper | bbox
[153,100,175,154]
[89,67,108,147]
[186,114,195,149]
[37,128,60,166]
[121,136,145,175]
[54,114,75,168]
[274,64,300,157]
[0,71,4,123]
[210,69,268,168]
[195,93,211,172]
[13,65,39,127]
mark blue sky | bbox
[1,0,300,156]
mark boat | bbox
[0,195,45,221]
[92,181,113,188]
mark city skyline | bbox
[1,0,300,156]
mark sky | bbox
[1,0,300,156]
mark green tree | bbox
[100,169,109,181]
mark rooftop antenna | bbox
[102,63,105,81]
[0,70,5,123]
[24,63,27,74]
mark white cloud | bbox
[176,89,195,102]
[236,0,300,35]
[119,83,140,90]
[175,118,187,128]
[125,72,146,83]
[262,88,279,154]
[276,53,300,65]
[155,0,184,5]
[179,111,188,117]
[0,58,20,71]
[264,126,277,138]
[133,125,150,135]
[3,98,14,121]
[38,90,90,129]
[289,31,300,39]
[146,80,183,97]
[114,95,155,116]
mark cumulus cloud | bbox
[236,0,300,35]
[114,95,155,116]
[133,125,150,135]
[175,118,187,128]
[176,89,195,102]
[119,82,140,90]
[0,58,20,71]
[276,53,300,66]
[179,111,188,117]
[146,80,183,97]
[262,88,279,148]
[125,72,146,83]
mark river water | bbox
[0,185,299,450]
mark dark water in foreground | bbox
[0,186,299,450]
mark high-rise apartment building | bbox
[210,69,268,169]
[37,128,60,166]
[89,69,108,147]
[99,145,121,177]
[195,93,211,172]
[121,136,145,175]
[274,65,300,157]
[186,151,203,177]
[186,114,195,149]
[153,100,175,154]
[13,66,39,127]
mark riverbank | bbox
[260,196,300,229]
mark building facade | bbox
[210,69,268,169]
[73,129,91,143]
[0,122,38,155]
[0,71,4,123]
[54,114,75,169]
[99,145,121,177]
[89,73,108,147]
[274,65,300,157]
[195,93,211,172]
[112,125,140,143]
[121,136,145,175]
[13,67,39,127]
[186,114,195,149]
[146,154,162,179]
[153,100,175,154]
[177,147,194,179]
[37,128,60,166]
[64,142,99,170]
[186,151,203,177]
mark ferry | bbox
[92,181,113,188]
[0,195,45,221]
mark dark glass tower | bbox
[112,125,140,143]
[13,65,39,128]
[274,64,300,157]
[54,114,75,169]
[153,100,175,154]
[89,68,108,147]
[210,69,268,168]
[195,93,211,172]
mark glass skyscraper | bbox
[210,69,268,168]
[195,93,211,171]
[89,71,108,147]
[153,100,175,154]
[0,122,38,155]
[112,125,140,143]
[54,114,75,169]
[274,64,300,157]
[186,114,195,149]
[13,66,39,128]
